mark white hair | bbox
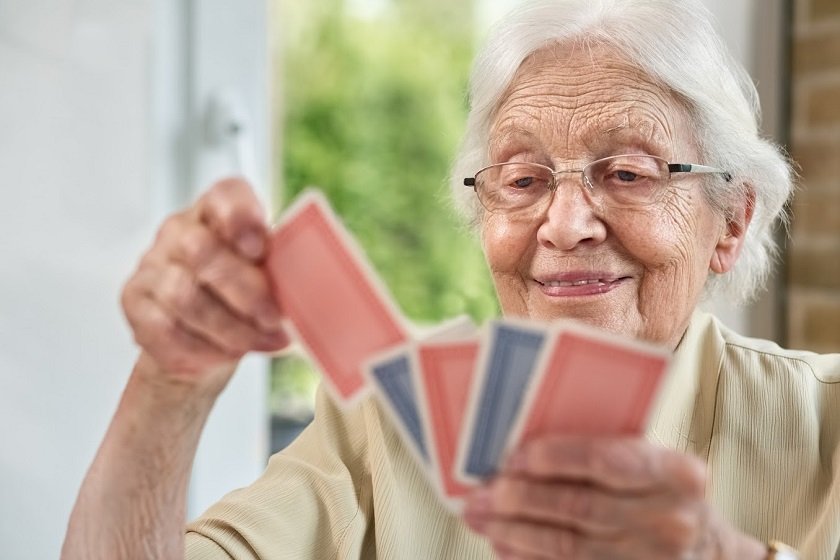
[449,0,794,303]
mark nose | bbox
[536,172,607,251]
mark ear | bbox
[710,186,755,274]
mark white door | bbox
[0,0,270,557]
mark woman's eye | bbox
[512,176,535,188]
[615,169,640,182]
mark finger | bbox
[125,293,238,376]
[476,518,588,560]
[195,178,270,262]
[474,511,710,560]
[495,544,534,560]
[161,219,284,332]
[146,264,289,355]
[193,245,284,332]
[507,436,706,496]
[467,476,632,536]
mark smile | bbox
[535,275,630,296]
[541,278,615,287]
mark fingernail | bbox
[237,231,264,260]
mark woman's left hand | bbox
[462,435,767,559]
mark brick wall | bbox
[788,0,840,352]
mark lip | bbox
[533,272,631,297]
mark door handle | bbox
[204,89,256,185]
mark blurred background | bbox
[1,0,837,557]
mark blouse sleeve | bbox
[185,386,375,560]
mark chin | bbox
[520,299,649,339]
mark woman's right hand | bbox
[121,177,290,393]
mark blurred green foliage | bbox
[270,0,500,417]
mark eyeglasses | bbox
[463,154,732,215]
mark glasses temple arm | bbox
[668,163,732,182]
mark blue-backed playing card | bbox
[364,315,476,471]
[368,349,429,463]
[455,319,549,484]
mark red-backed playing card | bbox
[267,191,409,405]
[413,339,480,509]
[509,324,669,454]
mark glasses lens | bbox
[474,162,553,213]
[584,155,668,207]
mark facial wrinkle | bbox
[488,125,544,163]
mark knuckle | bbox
[131,301,175,352]
[146,305,178,343]
[160,267,198,315]
[656,507,700,554]
[579,438,602,474]
[156,212,186,243]
[137,246,163,270]
[212,176,249,195]
[561,484,594,522]
[595,438,656,484]
[205,179,250,216]
[493,478,524,514]
[206,178,263,221]
[177,226,215,269]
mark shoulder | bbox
[710,314,840,385]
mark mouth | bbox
[534,274,631,296]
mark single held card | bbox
[364,316,476,469]
[456,319,549,484]
[267,190,410,406]
[367,347,429,464]
[506,322,670,462]
[413,338,480,510]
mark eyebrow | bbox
[488,117,674,162]
[489,125,540,147]
[591,120,673,157]
[488,126,544,161]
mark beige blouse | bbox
[185,311,840,559]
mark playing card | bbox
[506,322,669,461]
[364,316,477,469]
[267,190,410,406]
[455,319,549,484]
[367,348,428,463]
[413,337,480,510]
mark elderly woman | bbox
[63,0,839,559]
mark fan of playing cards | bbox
[267,189,671,512]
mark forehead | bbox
[489,42,693,161]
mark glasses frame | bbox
[463,154,732,213]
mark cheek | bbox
[620,198,719,287]
[480,215,535,274]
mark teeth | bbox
[544,279,608,287]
